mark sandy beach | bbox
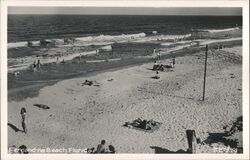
[8,42,242,153]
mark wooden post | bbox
[202,45,208,101]
[186,130,197,153]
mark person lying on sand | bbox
[33,104,50,109]
[153,62,166,71]
[137,120,154,130]
[126,118,143,127]
[164,64,173,69]
[82,80,93,86]
[82,80,100,87]
[125,118,160,130]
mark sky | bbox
[8,7,242,16]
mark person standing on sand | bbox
[172,56,176,68]
[20,108,27,134]
[96,49,99,56]
[96,140,106,153]
[37,59,41,68]
[33,61,37,72]
[79,54,82,62]
[158,50,161,60]
[153,48,157,59]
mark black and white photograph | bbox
[1,0,249,159]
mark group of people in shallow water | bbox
[30,59,41,72]
[14,59,42,77]
[87,140,115,154]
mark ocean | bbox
[7,15,242,72]
[8,15,242,43]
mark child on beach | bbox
[154,71,160,79]
[20,108,27,134]
[108,145,115,153]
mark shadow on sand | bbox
[202,133,238,148]
[150,146,188,154]
[8,123,22,132]
[203,116,242,149]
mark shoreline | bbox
[7,37,242,73]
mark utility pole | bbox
[202,44,208,101]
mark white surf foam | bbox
[8,33,147,49]
[197,27,240,33]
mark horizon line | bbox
[8,14,242,16]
